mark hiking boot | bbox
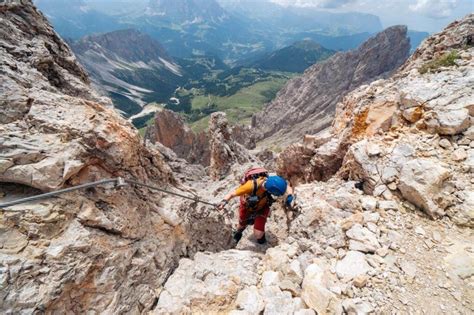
[257,233,266,244]
[233,229,244,243]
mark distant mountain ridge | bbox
[145,0,228,23]
[72,29,185,116]
[35,0,388,63]
[252,40,335,73]
[252,25,411,145]
[71,28,231,117]
[218,0,383,35]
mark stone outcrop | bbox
[277,14,473,223]
[144,110,257,167]
[398,159,450,218]
[252,25,410,146]
[145,109,210,165]
[231,124,257,149]
[153,250,261,313]
[0,1,229,313]
[209,112,255,179]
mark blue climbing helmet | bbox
[264,176,287,196]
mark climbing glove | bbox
[217,199,228,210]
[285,194,294,207]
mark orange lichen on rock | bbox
[365,101,397,136]
[351,108,369,139]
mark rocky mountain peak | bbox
[70,29,183,116]
[73,29,171,63]
[208,112,255,180]
[252,25,410,146]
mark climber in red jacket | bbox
[217,167,294,245]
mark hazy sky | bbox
[270,0,473,32]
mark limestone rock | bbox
[465,149,474,173]
[378,200,399,211]
[449,190,474,228]
[399,261,417,278]
[279,279,302,297]
[301,264,340,315]
[259,286,306,315]
[236,286,265,314]
[339,140,383,194]
[425,108,470,135]
[208,112,254,179]
[295,310,317,315]
[277,137,350,183]
[352,275,368,288]
[452,148,468,161]
[346,224,381,253]
[360,197,377,212]
[261,271,281,287]
[398,159,450,218]
[335,251,372,280]
[438,138,452,149]
[154,250,261,313]
[444,241,474,280]
[363,212,380,224]
[366,143,382,156]
[231,125,257,150]
[145,109,209,165]
[464,126,474,141]
[342,298,374,315]
[145,110,257,166]
[402,106,423,123]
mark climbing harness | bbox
[0,177,218,209]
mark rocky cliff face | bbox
[252,26,410,146]
[0,1,227,313]
[277,14,473,225]
[145,110,257,169]
[145,109,210,165]
[208,112,255,179]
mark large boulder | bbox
[424,108,471,135]
[346,224,381,253]
[301,264,340,314]
[335,251,372,280]
[398,159,450,218]
[448,190,474,228]
[154,250,261,313]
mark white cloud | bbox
[270,0,356,8]
[409,0,459,19]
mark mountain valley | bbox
[36,0,430,132]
